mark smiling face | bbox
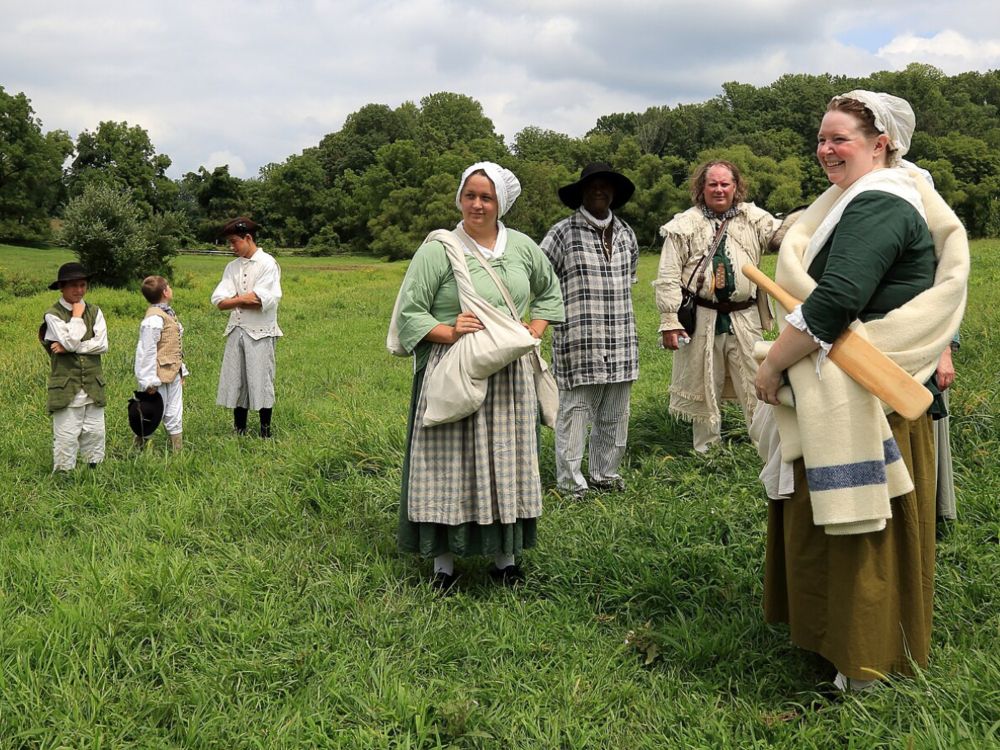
[60,278,88,304]
[816,110,889,189]
[459,173,499,232]
[581,177,615,218]
[702,165,737,214]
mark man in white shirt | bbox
[211,217,283,437]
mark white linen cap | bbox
[455,161,522,218]
[835,90,916,166]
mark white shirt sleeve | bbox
[44,306,107,353]
[785,303,832,375]
[76,308,108,354]
[252,259,282,313]
[134,316,163,390]
[211,264,237,307]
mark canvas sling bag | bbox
[418,229,540,426]
[453,227,559,428]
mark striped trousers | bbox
[555,381,632,493]
[216,329,276,411]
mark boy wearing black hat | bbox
[540,163,640,500]
[211,217,283,437]
[41,262,109,471]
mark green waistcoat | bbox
[44,302,106,413]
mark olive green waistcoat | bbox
[44,302,106,413]
[145,306,182,384]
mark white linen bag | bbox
[451,229,559,429]
[421,230,540,426]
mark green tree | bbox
[512,127,576,164]
[180,165,249,241]
[588,112,639,137]
[505,160,573,242]
[317,102,417,181]
[256,149,327,246]
[616,154,689,249]
[418,92,503,152]
[0,86,73,240]
[68,121,176,217]
[368,172,457,260]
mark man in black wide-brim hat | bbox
[540,163,640,500]
[40,262,109,471]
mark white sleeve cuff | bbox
[785,304,832,376]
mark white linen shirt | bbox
[210,248,283,339]
[44,298,109,407]
[134,315,189,390]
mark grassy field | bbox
[0,241,998,749]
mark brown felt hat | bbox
[219,216,260,237]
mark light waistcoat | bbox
[145,306,183,384]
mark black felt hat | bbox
[128,390,164,438]
[48,262,91,290]
[557,162,636,210]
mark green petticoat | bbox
[396,368,538,559]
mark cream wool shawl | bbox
[755,168,969,535]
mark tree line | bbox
[2,63,998,282]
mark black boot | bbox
[234,407,249,435]
[259,408,272,438]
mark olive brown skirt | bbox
[764,412,936,681]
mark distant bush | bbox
[0,218,52,244]
[0,269,44,298]
[305,226,343,257]
[59,184,179,287]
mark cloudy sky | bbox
[3,1,998,178]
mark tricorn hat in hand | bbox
[128,390,164,438]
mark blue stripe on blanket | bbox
[806,438,903,491]
[883,436,902,464]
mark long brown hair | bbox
[689,160,747,207]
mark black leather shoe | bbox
[488,564,526,587]
[589,478,626,493]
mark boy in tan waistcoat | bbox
[134,275,187,451]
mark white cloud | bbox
[878,30,1000,73]
[202,151,248,178]
[2,1,997,177]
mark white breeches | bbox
[156,378,184,435]
[52,404,106,471]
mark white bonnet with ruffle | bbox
[834,90,916,166]
[454,162,521,217]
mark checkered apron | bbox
[407,343,542,525]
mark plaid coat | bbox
[540,212,639,390]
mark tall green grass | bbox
[0,241,997,748]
